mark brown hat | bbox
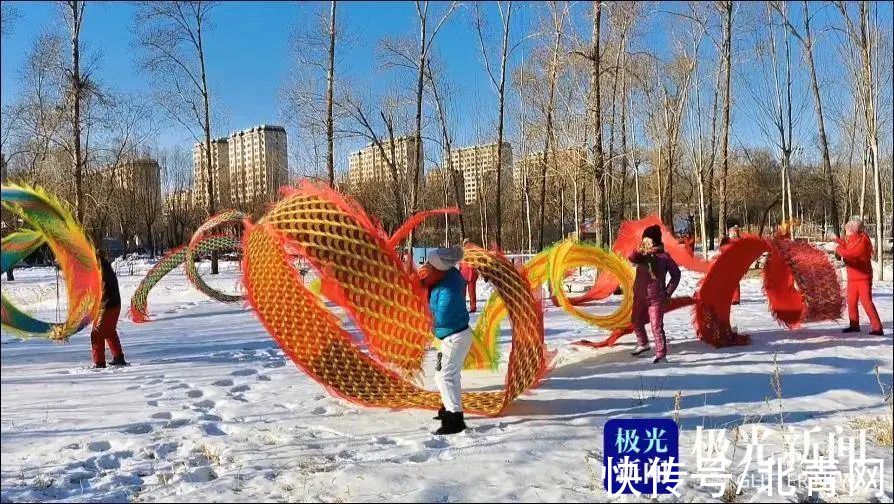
[642,225,663,245]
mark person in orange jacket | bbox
[719,224,741,305]
[835,220,884,335]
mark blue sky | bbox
[2,1,891,174]
[1,1,536,155]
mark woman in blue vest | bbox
[426,246,472,435]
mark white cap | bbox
[426,246,463,271]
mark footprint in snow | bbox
[200,423,227,436]
[87,440,112,452]
[164,418,191,429]
[193,399,216,410]
[423,438,448,449]
[231,368,258,377]
[123,423,153,435]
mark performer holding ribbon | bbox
[426,246,472,434]
[628,225,681,363]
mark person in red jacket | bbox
[679,232,696,256]
[835,220,883,335]
[458,239,479,312]
[719,224,741,305]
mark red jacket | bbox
[460,262,478,283]
[418,263,446,299]
[836,232,873,282]
[680,236,695,255]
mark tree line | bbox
[1,1,891,280]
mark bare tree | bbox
[134,0,220,272]
[425,62,467,237]
[282,1,349,185]
[716,1,734,240]
[1,2,20,39]
[836,0,888,279]
[740,2,809,233]
[536,2,566,251]
[61,1,87,223]
[473,1,525,248]
[326,1,336,186]
[773,0,841,236]
[339,89,411,229]
[161,147,198,247]
[381,1,456,246]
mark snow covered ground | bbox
[1,260,892,502]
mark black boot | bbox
[868,329,884,336]
[433,405,446,420]
[92,362,106,369]
[110,356,129,366]
[842,325,860,333]
[435,411,467,435]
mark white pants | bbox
[434,328,473,413]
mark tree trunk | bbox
[411,10,427,248]
[634,161,641,219]
[589,2,605,247]
[326,0,336,187]
[492,2,512,249]
[540,7,562,251]
[430,75,466,237]
[197,16,218,275]
[860,142,868,218]
[717,1,732,238]
[69,1,85,224]
[618,45,629,223]
[802,0,839,236]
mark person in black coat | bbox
[91,250,127,368]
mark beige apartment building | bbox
[447,142,512,205]
[347,135,421,188]
[103,157,163,214]
[227,124,288,209]
[193,138,230,212]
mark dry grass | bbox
[848,365,893,447]
[672,390,683,425]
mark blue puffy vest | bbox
[428,268,470,339]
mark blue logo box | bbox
[604,418,681,495]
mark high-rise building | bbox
[108,158,162,194]
[447,142,512,205]
[227,125,288,209]
[347,135,421,188]
[513,148,588,191]
[193,138,230,212]
[102,158,163,219]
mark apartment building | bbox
[446,142,512,205]
[347,135,421,188]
